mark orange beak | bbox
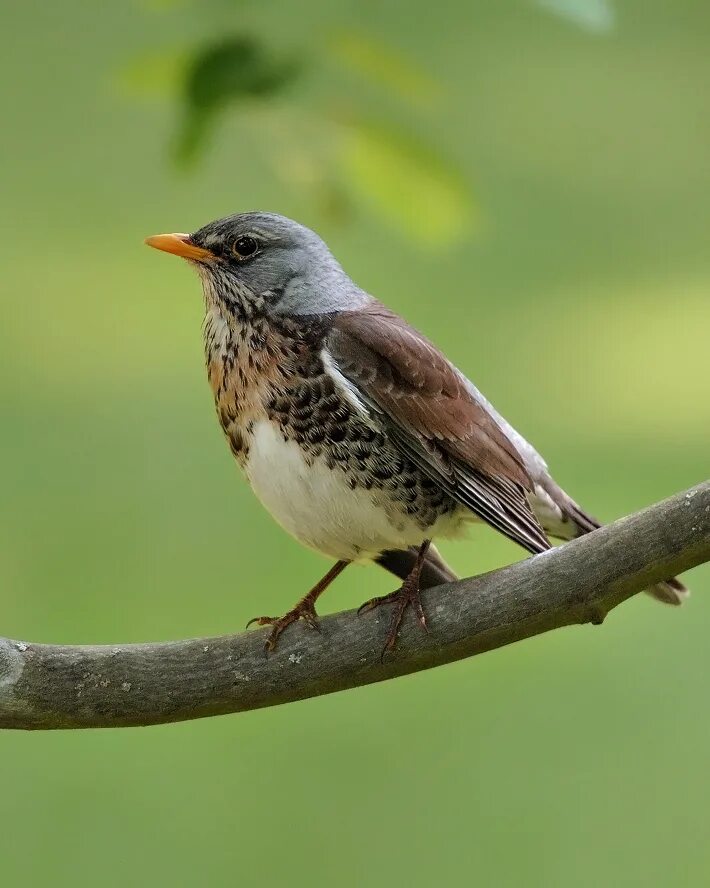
[144,233,215,261]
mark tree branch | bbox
[1,482,708,730]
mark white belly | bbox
[245,420,454,561]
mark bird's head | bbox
[145,211,367,318]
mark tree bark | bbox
[1,482,708,730]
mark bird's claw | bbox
[358,578,428,661]
[246,601,321,653]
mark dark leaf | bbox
[184,37,299,111]
[174,36,301,166]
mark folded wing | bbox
[328,302,551,554]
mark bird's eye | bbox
[232,236,259,260]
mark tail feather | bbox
[375,544,458,591]
[377,481,690,606]
[535,478,689,605]
[646,577,690,606]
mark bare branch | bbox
[1,482,708,730]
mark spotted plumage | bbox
[202,297,460,559]
[145,212,689,653]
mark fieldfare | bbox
[146,213,687,654]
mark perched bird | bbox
[145,213,688,653]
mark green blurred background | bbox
[1,0,709,885]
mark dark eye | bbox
[232,236,259,260]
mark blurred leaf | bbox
[174,37,301,166]
[338,122,474,247]
[533,0,616,33]
[119,48,190,98]
[328,32,440,106]
[183,37,299,108]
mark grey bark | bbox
[1,482,708,730]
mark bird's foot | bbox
[246,560,349,654]
[246,599,320,654]
[358,573,428,660]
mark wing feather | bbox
[328,303,551,555]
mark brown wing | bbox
[328,302,550,554]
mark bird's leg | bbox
[247,560,350,653]
[358,539,432,658]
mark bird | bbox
[145,212,688,654]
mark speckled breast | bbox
[203,306,458,557]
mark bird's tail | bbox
[375,544,458,590]
[643,576,690,605]
[535,479,689,605]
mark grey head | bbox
[146,212,370,318]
